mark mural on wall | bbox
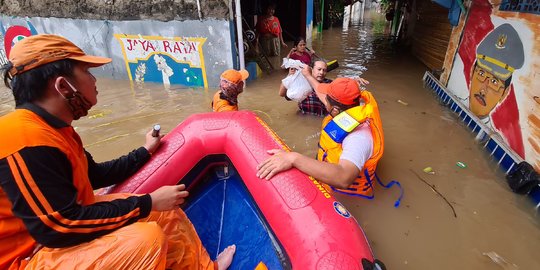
[0,21,38,65]
[446,0,540,169]
[114,34,208,87]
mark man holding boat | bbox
[259,69,383,198]
[0,34,235,270]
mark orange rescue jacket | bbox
[212,91,238,112]
[0,109,95,268]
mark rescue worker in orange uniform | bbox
[257,66,383,197]
[212,69,249,112]
[0,34,236,270]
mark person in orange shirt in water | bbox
[255,3,287,56]
[212,69,249,112]
[0,34,235,270]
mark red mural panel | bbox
[4,25,32,57]
[457,0,525,158]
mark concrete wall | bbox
[0,0,229,21]
[0,0,235,87]
[445,0,540,170]
[0,16,234,88]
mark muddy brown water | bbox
[1,11,538,270]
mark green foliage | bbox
[379,0,393,11]
[327,0,345,26]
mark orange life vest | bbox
[316,90,384,197]
[0,109,95,269]
[212,91,238,112]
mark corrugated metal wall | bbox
[411,0,453,71]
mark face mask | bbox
[56,79,93,120]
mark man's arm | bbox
[301,66,329,108]
[0,146,152,248]
[279,83,288,97]
[86,147,150,189]
[257,125,373,189]
[256,149,360,189]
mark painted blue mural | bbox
[115,34,208,87]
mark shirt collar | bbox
[17,103,69,128]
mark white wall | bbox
[0,16,234,88]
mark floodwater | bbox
[1,10,539,270]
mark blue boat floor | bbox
[183,167,285,270]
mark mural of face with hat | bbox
[468,23,524,118]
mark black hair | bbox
[293,37,306,47]
[326,95,359,112]
[311,60,327,68]
[2,59,77,106]
[266,3,276,11]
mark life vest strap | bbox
[317,142,328,161]
[372,171,403,208]
[331,187,375,199]
[330,169,375,199]
[331,169,404,208]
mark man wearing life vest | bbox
[257,66,382,197]
[0,34,235,270]
[212,69,249,112]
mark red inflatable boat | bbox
[106,111,381,269]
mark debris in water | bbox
[423,166,435,175]
[410,169,457,218]
[456,161,467,168]
[397,99,408,106]
[88,112,106,119]
[482,251,519,270]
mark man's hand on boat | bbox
[144,127,164,155]
[256,149,296,180]
[256,149,360,189]
[150,184,189,211]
